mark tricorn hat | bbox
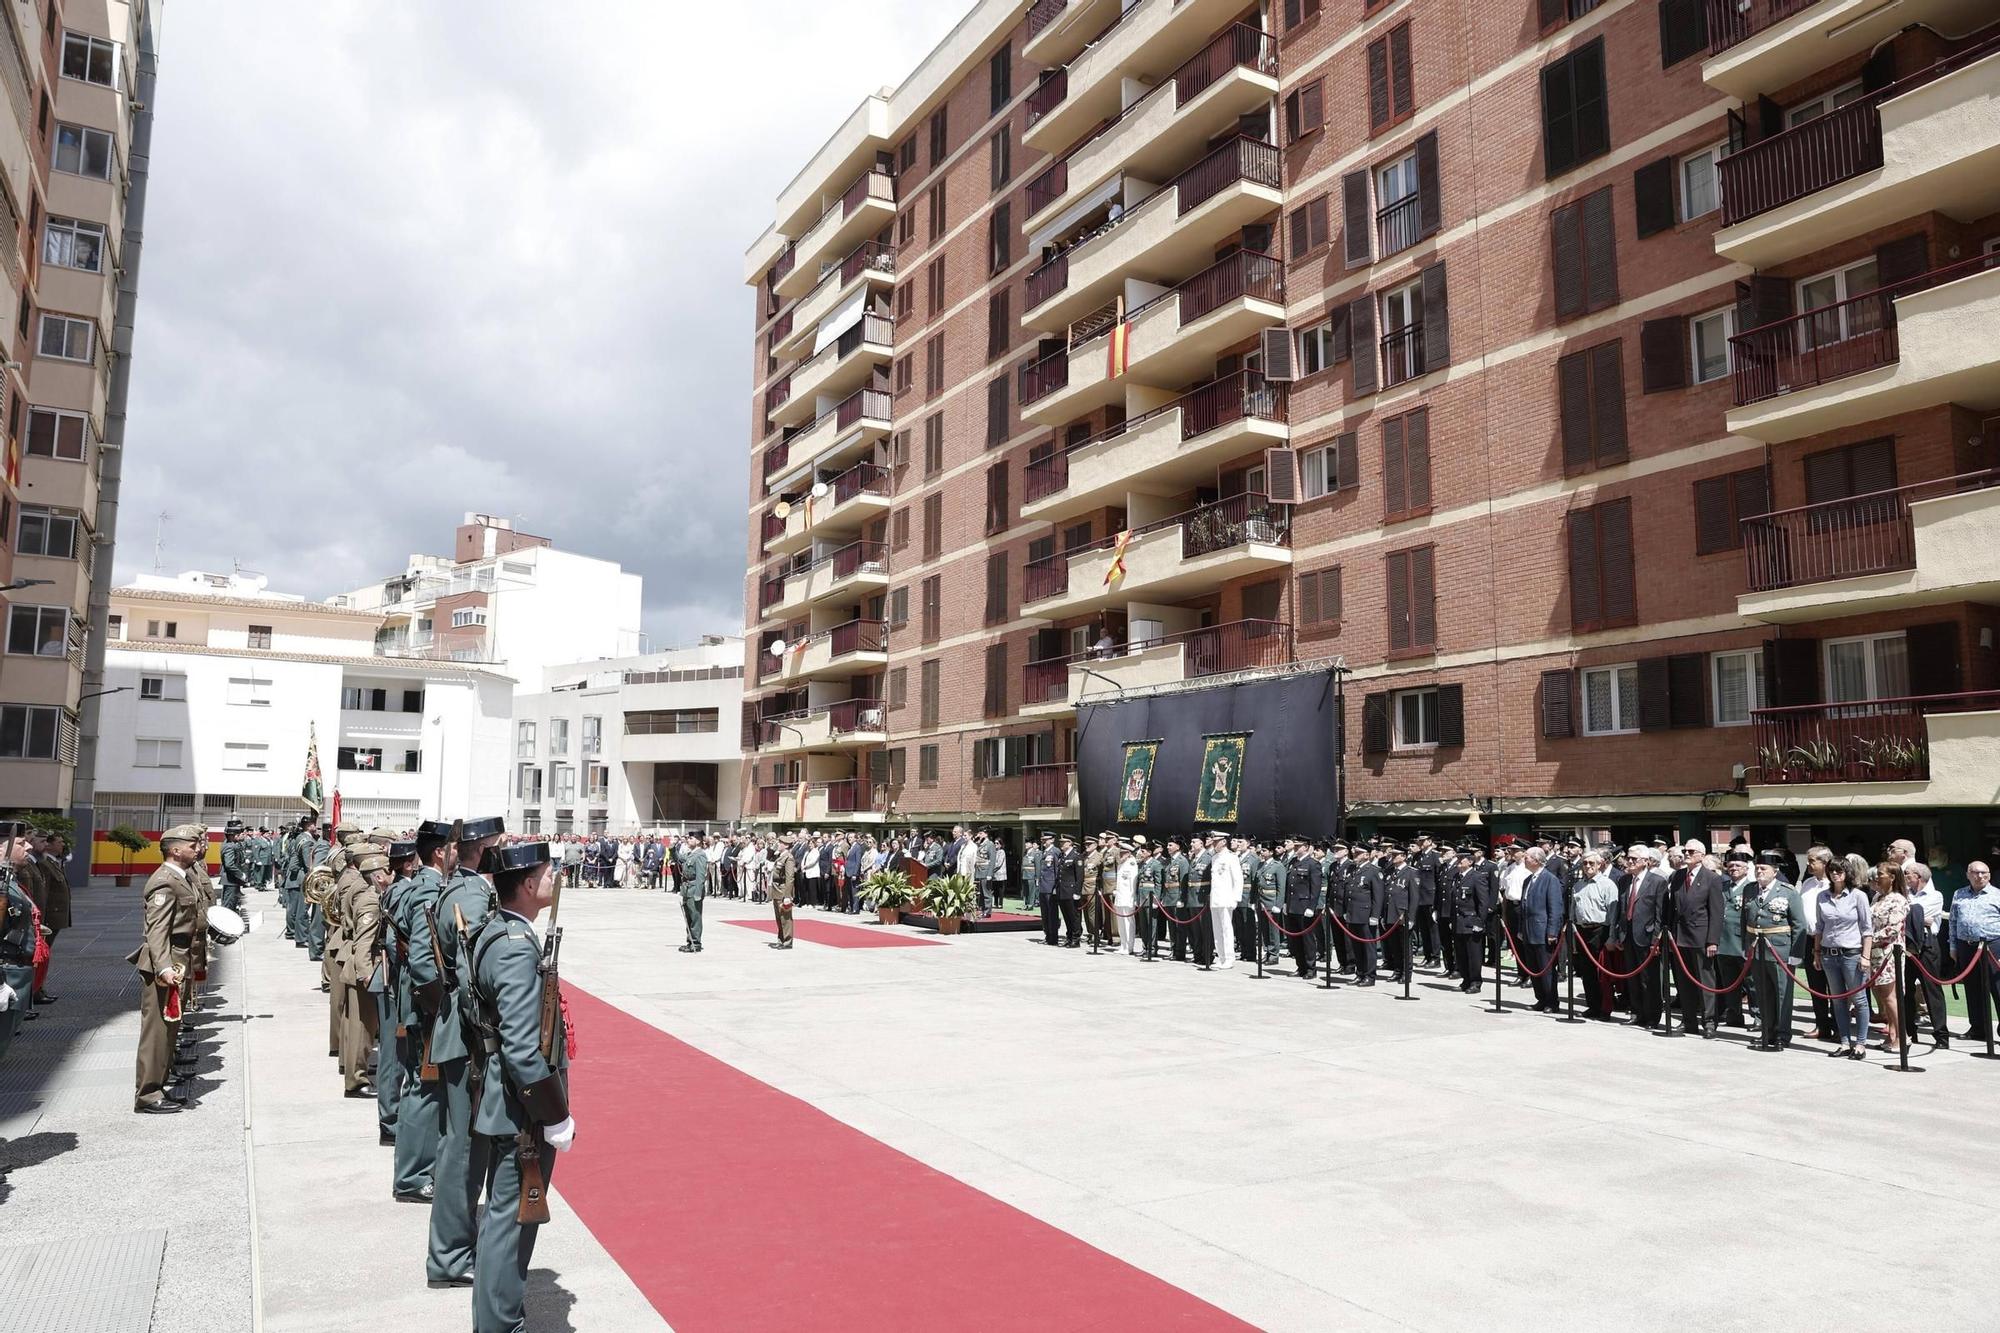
[459,816,507,842]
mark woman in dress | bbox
[1867,860,1907,1051]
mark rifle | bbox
[517,876,564,1226]
[419,901,450,1083]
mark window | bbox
[60,31,117,85]
[107,614,122,640]
[1283,0,1321,28]
[984,550,1009,624]
[1540,38,1609,177]
[1381,407,1431,521]
[1556,340,1627,473]
[1680,145,1722,220]
[1379,278,1424,388]
[923,493,942,559]
[985,462,1009,533]
[927,255,946,316]
[553,763,577,803]
[0,705,65,759]
[518,763,544,803]
[918,743,940,785]
[135,737,182,768]
[926,182,947,242]
[582,715,602,755]
[586,763,609,802]
[1797,258,1881,350]
[1551,187,1617,319]
[340,747,382,771]
[888,585,909,628]
[973,735,1028,778]
[989,203,1011,275]
[1803,437,1895,505]
[143,619,177,640]
[1689,308,1733,384]
[924,414,943,475]
[990,44,1011,114]
[1376,151,1420,256]
[6,604,67,656]
[920,659,941,728]
[139,674,185,701]
[19,507,81,558]
[1824,633,1908,704]
[1287,194,1330,260]
[1301,433,1357,498]
[43,216,105,271]
[1786,81,1864,128]
[248,624,272,649]
[983,642,1007,718]
[1567,497,1636,631]
[1393,687,1439,749]
[1692,465,1768,554]
[53,123,113,179]
[37,313,93,362]
[893,355,913,395]
[990,127,1011,190]
[549,717,569,754]
[1582,664,1639,735]
[451,606,486,627]
[1295,307,1344,377]
[227,676,272,707]
[1285,80,1324,143]
[1366,24,1414,134]
[929,106,948,168]
[224,742,270,771]
[515,721,539,757]
[925,332,945,395]
[1711,649,1766,726]
[921,574,942,641]
[1385,545,1436,654]
[1298,565,1341,626]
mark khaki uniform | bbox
[340,874,383,1093]
[129,862,201,1108]
[329,859,365,1070]
[185,861,217,1017]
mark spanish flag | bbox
[1106,318,1131,379]
[1102,529,1132,588]
[3,431,17,488]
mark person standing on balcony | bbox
[1811,859,1874,1060]
[1948,862,1999,1045]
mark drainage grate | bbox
[0,1229,165,1333]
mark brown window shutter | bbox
[1420,263,1450,371]
[1366,37,1391,132]
[1732,465,1769,527]
[1658,0,1710,67]
[1540,669,1575,738]
[1435,683,1464,747]
[888,667,906,709]
[1303,82,1324,136]
[1382,415,1407,518]
[1875,232,1929,288]
[1260,326,1295,381]
[1692,476,1733,555]
[1572,40,1609,163]
[1349,295,1377,396]
[983,642,1007,718]
[1308,195,1330,251]
[1558,349,1594,474]
[1634,157,1675,238]
[1264,447,1301,503]
[1735,274,1792,332]
[1637,656,1671,732]
[1640,317,1688,393]
[1590,340,1627,464]
[1388,22,1414,121]
[1598,498,1636,625]
[1905,622,1963,697]
[1763,636,1819,707]
[1551,201,1583,319]
[1331,304,1352,364]
[1288,204,1311,260]
[923,493,942,558]
[1582,188,1618,312]
[1567,508,1603,630]
[1386,550,1411,651]
[1335,431,1360,490]
[1404,408,1431,512]
[1416,130,1441,239]
[1410,545,1436,648]
[1342,171,1371,268]
[1668,652,1707,727]
[1538,0,1567,32]
[1298,570,1320,625]
[985,461,1010,533]
[1361,692,1391,754]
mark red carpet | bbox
[557,984,1257,1332]
[725,918,944,948]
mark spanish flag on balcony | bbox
[1105,296,1130,379]
[1102,528,1132,588]
[3,430,17,488]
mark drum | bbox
[206,903,247,946]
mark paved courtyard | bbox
[2,876,1995,1331]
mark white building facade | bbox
[508,638,744,835]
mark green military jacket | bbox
[1256,856,1284,903]
[469,910,569,1138]
[220,838,252,888]
[397,865,450,1016]
[1744,880,1808,962]
[1189,849,1213,897]
[1719,878,1749,958]
[1136,853,1163,902]
[430,867,497,1066]
[680,847,709,900]
[1162,853,1188,906]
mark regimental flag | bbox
[1193,732,1251,823]
[301,725,325,814]
[1102,529,1132,588]
[1106,317,1131,379]
[1117,740,1161,823]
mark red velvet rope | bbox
[1569,927,1660,981]
[1332,915,1403,945]
[1663,934,1755,996]
[1154,903,1207,926]
[1907,943,1996,987]
[1757,938,1892,1000]
[1498,919,1561,978]
[1258,905,1325,938]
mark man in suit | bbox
[1453,846,1497,993]
[1518,849,1564,1012]
[1052,833,1083,947]
[1609,849,1669,1028]
[1667,841,1726,1036]
[1342,846,1387,987]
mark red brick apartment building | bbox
[740,0,2000,873]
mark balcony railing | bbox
[762,442,789,483]
[1381,324,1426,389]
[1026,67,1070,126]
[1026,251,1069,309]
[1740,469,2000,592]
[1730,251,2000,406]
[1025,449,1070,504]
[1178,23,1277,104]
[1376,192,1421,258]
[1023,763,1074,807]
[758,576,786,613]
[828,539,889,580]
[1019,348,1071,406]
[1179,249,1283,324]
[1718,27,2000,227]
[1022,492,1290,602]
[1178,135,1280,215]
[1749,691,2000,786]
[769,308,795,346]
[765,374,792,413]
[830,617,888,657]
[830,460,891,504]
[1704,0,1818,57]
[835,386,893,431]
[842,169,896,218]
[760,510,787,545]
[838,240,898,287]
[756,783,784,815]
[827,698,887,736]
[1024,656,1071,706]
[799,314,894,375]
[770,244,796,287]
[1027,159,1069,216]
[1024,618,1294,704]
[822,778,882,814]
[1179,369,1288,438]
[1027,0,1069,41]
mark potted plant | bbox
[860,868,913,924]
[1868,734,1926,781]
[1786,738,1842,782]
[1757,743,1790,784]
[923,873,976,935]
[108,824,150,887]
[1842,735,1875,783]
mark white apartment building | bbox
[93,571,513,832]
[333,513,643,691]
[508,637,744,835]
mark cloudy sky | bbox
[121,1,966,646]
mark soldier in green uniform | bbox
[373,838,418,1143]
[464,841,574,1333]
[769,831,797,948]
[1162,837,1189,961]
[395,819,461,1203]
[1254,843,1285,967]
[219,819,252,915]
[1188,837,1215,966]
[1020,833,1042,915]
[130,824,205,1113]
[252,826,276,894]
[279,817,307,942]
[1716,849,1752,1029]
[425,815,506,1288]
[1136,839,1163,958]
[1745,850,1807,1052]
[678,834,708,953]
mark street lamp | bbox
[76,686,130,704]
[0,578,53,592]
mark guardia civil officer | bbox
[1282,838,1324,978]
[1162,837,1190,961]
[394,819,461,1202]
[677,834,708,953]
[1342,845,1388,986]
[1135,838,1163,958]
[1453,845,1498,992]
[1744,850,1807,1052]
[372,839,420,1140]
[219,818,253,914]
[1052,833,1083,946]
[130,825,206,1113]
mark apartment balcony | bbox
[1020,618,1293,716]
[1023,0,1269,153]
[776,314,893,427]
[1023,24,1277,227]
[765,540,891,620]
[1022,136,1282,334]
[754,778,886,824]
[1727,254,2000,443]
[778,387,894,481]
[1021,492,1292,621]
[1023,0,1119,67]
[762,461,893,557]
[1701,0,1990,101]
[758,618,888,686]
[1714,30,2000,267]
[1745,691,2000,810]
[1022,370,1289,525]
[776,169,897,299]
[775,241,898,361]
[1020,250,1285,427]
[1737,470,2000,622]
[1019,762,1079,814]
[757,698,889,755]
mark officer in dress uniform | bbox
[394,820,460,1203]
[1253,843,1284,967]
[425,816,506,1288]
[1052,834,1083,947]
[1744,850,1807,1052]
[1161,837,1189,961]
[769,831,798,949]
[677,834,708,953]
[184,832,217,1028]
[463,841,575,1333]
[1032,832,1059,944]
[1283,838,1324,979]
[222,820,254,915]
[1135,839,1163,958]
[1343,846,1388,986]
[1020,833,1043,915]
[1080,834,1107,950]
[1187,835,1215,967]
[1386,846,1420,984]
[130,825,205,1113]
[373,838,419,1143]
[1453,845,1497,992]
[1322,844,1351,974]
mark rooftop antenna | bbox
[153,510,170,572]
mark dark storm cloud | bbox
[120,0,960,643]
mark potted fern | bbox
[860,868,913,924]
[108,824,150,887]
[923,873,976,935]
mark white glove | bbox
[0,982,15,1012]
[544,1116,576,1153]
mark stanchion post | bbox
[1885,942,1921,1075]
[1986,948,1996,1062]
[1395,923,1417,1002]
[1656,937,1674,1036]
[1561,925,1579,1023]
[1489,917,1505,1015]
[1249,904,1268,981]
[1088,895,1100,956]
[1321,913,1334,991]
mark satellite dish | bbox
[773,500,793,520]
[768,639,788,658]
[810,481,830,499]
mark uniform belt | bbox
[1747,926,1791,935]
